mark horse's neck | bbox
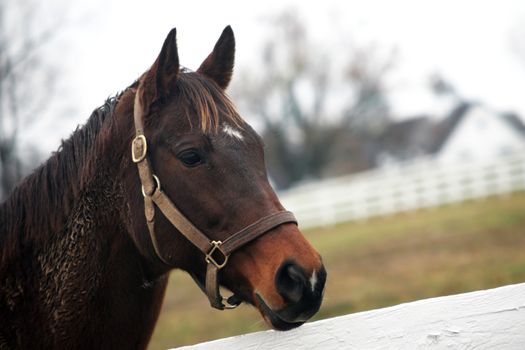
[1,177,166,349]
[36,175,120,293]
[4,166,125,278]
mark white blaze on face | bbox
[309,270,318,292]
[222,123,244,141]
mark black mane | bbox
[0,95,119,266]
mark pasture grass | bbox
[149,192,525,349]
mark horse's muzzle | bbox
[257,261,327,330]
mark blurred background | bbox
[1,0,525,349]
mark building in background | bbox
[436,104,525,163]
[376,102,525,167]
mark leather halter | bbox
[131,90,298,310]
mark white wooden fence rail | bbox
[279,150,525,229]
[172,282,525,350]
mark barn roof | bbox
[376,102,525,161]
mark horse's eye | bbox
[177,150,203,167]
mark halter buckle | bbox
[206,241,229,269]
[132,134,148,163]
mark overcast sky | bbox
[24,0,525,154]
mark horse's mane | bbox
[0,69,244,267]
[0,96,120,266]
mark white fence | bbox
[172,282,525,350]
[279,150,525,229]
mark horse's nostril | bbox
[287,264,306,284]
[275,262,307,304]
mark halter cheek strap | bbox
[131,90,297,310]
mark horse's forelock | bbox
[174,71,244,134]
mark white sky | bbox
[25,0,525,154]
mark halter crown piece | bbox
[131,88,298,310]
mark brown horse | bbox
[0,26,326,349]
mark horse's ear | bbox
[139,28,180,114]
[197,25,235,89]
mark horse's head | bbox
[123,26,326,330]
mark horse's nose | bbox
[275,261,326,310]
[275,262,308,303]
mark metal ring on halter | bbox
[141,174,161,197]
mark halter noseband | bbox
[131,90,297,310]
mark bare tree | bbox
[0,0,63,201]
[233,11,395,189]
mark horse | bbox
[0,26,326,349]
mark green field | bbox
[149,192,525,350]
